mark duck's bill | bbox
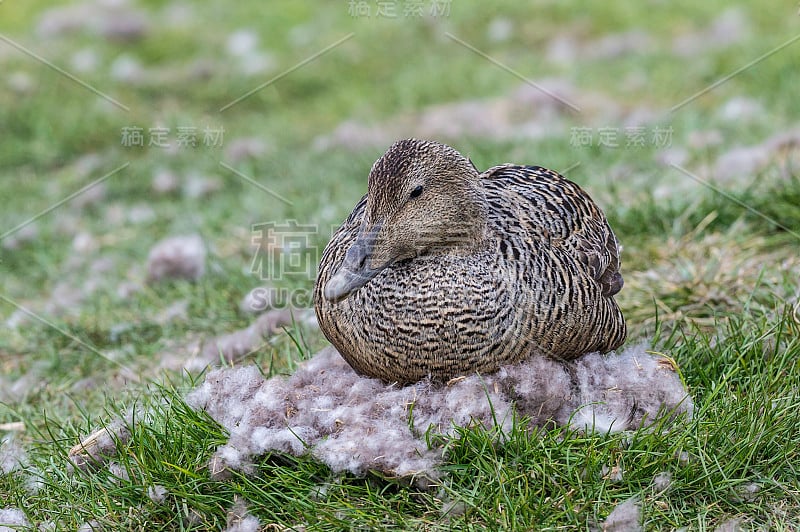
[323,229,382,302]
[323,264,380,302]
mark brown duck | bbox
[314,139,626,384]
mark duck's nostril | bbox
[346,241,369,271]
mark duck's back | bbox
[314,164,626,383]
[481,164,624,298]
[479,164,626,360]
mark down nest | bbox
[187,343,692,483]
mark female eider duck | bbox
[314,139,626,384]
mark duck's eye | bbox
[409,185,424,200]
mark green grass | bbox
[3,313,798,529]
[2,0,800,529]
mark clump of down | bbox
[223,498,261,532]
[569,349,693,433]
[68,419,132,472]
[147,485,169,505]
[187,342,693,482]
[191,348,446,481]
[0,365,47,403]
[714,518,744,532]
[146,234,206,283]
[652,471,673,494]
[77,520,103,532]
[601,497,642,532]
[0,508,30,531]
[0,436,27,475]
[1,436,44,495]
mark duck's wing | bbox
[481,164,623,297]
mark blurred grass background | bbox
[1,0,799,529]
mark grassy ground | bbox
[1,0,799,529]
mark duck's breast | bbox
[317,248,520,381]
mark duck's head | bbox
[324,139,488,302]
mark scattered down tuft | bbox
[602,497,642,532]
[68,419,132,472]
[146,234,206,283]
[652,471,673,493]
[0,436,27,475]
[223,498,262,532]
[0,508,30,532]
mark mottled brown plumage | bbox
[314,139,626,384]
